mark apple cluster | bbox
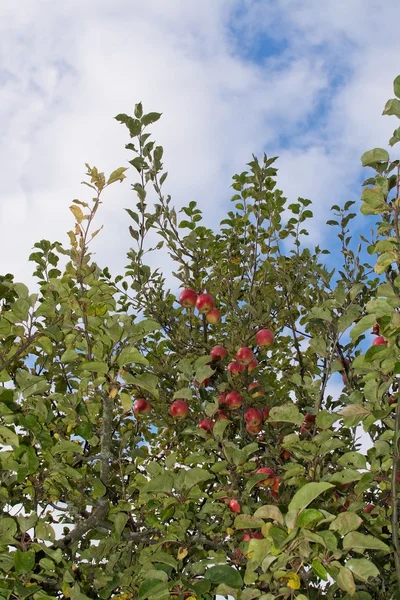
[179,289,221,325]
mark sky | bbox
[1,0,400,290]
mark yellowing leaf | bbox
[226,527,234,536]
[177,547,188,560]
[286,572,301,590]
[70,204,84,223]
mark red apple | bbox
[198,418,215,432]
[218,393,227,405]
[216,409,229,420]
[210,345,227,361]
[179,288,197,308]
[196,293,214,314]
[133,398,151,416]
[389,395,397,405]
[272,476,280,492]
[372,324,380,335]
[248,358,258,372]
[236,347,255,365]
[363,503,375,514]
[227,361,245,376]
[169,400,189,419]
[280,450,291,461]
[242,533,251,542]
[372,336,387,346]
[300,422,311,435]
[305,413,316,424]
[228,498,241,513]
[246,423,263,435]
[226,391,243,409]
[262,406,270,421]
[256,329,274,347]
[256,467,275,487]
[205,308,221,325]
[242,532,263,541]
[248,382,264,398]
[244,407,263,426]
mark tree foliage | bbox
[1,78,400,599]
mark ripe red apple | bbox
[169,400,189,419]
[246,423,263,435]
[256,329,274,347]
[305,413,316,424]
[133,398,151,416]
[228,498,241,513]
[363,503,375,514]
[280,450,292,461]
[300,422,311,435]
[227,361,245,376]
[218,393,227,405]
[210,345,227,361]
[262,406,270,421]
[248,358,258,372]
[242,532,263,541]
[226,391,243,409]
[196,293,214,314]
[272,475,280,492]
[198,418,215,432]
[372,336,387,346]
[205,308,221,325]
[236,347,255,365]
[256,467,275,487]
[216,409,229,420]
[372,324,380,335]
[242,533,251,542]
[179,288,197,308]
[244,407,263,426]
[248,382,264,398]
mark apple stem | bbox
[392,401,400,585]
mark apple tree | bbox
[1,76,400,599]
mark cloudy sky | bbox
[1,0,399,288]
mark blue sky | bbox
[0,0,399,291]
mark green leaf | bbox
[342,532,390,553]
[233,515,264,529]
[79,361,109,374]
[346,558,380,582]
[143,474,173,494]
[141,112,162,126]
[194,364,215,384]
[205,565,243,589]
[288,482,334,512]
[117,346,149,366]
[183,467,214,489]
[121,372,159,399]
[296,509,323,528]
[114,512,129,537]
[13,550,35,574]
[338,405,370,418]
[361,148,389,167]
[60,348,78,363]
[213,418,230,441]
[173,388,193,400]
[329,512,363,535]
[394,75,400,99]
[350,314,377,340]
[0,425,19,448]
[138,579,169,600]
[268,403,303,424]
[253,505,284,525]
[311,559,328,581]
[336,567,356,595]
[383,98,400,118]
[92,479,107,499]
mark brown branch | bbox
[392,401,400,584]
